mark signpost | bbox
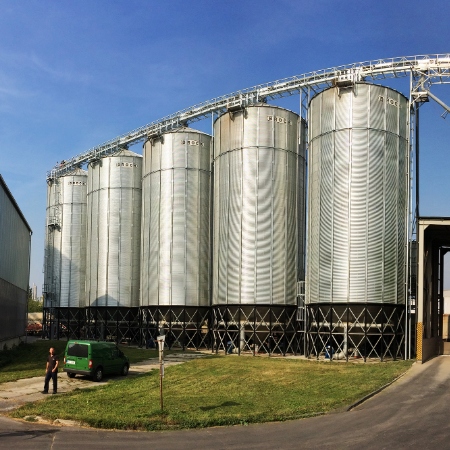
[156,334,165,411]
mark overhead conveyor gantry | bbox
[47,53,450,180]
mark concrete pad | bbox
[0,375,107,412]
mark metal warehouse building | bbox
[0,175,32,346]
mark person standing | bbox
[42,347,59,394]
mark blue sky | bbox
[1,0,450,294]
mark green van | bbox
[63,340,130,382]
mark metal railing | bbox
[47,53,450,180]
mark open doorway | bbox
[442,251,450,341]
[417,218,450,362]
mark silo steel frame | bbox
[305,304,405,361]
[42,305,141,344]
[42,307,86,340]
[85,307,140,344]
[140,306,211,350]
[211,305,301,355]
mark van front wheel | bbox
[122,364,129,376]
[94,367,103,382]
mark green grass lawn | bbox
[0,340,180,383]
[0,340,68,383]
[7,353,413,431]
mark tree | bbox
[27,288,43,313]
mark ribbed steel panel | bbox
[306,83,409,305]
[44,168,87,307]
[0,181,30,292]
[87,150,142,307]
[0,278,27,340]
[141,128,212,306]
[0,177,30,340]
[212,104,305,305]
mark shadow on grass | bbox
[199,401,240,411]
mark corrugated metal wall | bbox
[0,183,30,291]
[44,169,88,307]
[141,128,212,306]
[212,104,304,305]
[0,175,31,340]
[86,150,142,307]
[306,83,409,304]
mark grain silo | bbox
[306,83,409,361]
[86,150,142,342]
[140,128,212,349]
[43,168,87,338]
[44,168,88,309]
[212,104,306,355]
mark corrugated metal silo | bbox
[44,168,88,308]
[212,104,305,305]
[86,150,142,307]
[141,128,212,306]
[306,83,409,305]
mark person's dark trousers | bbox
[43,371,57,393]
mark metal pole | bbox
[413,103,420,360]
[416,105,420,218]
[160,351,163,411]
[439,249,445,345]
[381,306,384,362]
[157,335,165,411]
[303,304,307,357]
[253,307,256,356]
[405,90,413,360]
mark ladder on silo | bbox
[297,281,306,320]
[297,281,306,355]
[47,180,61,230]
[297,281,306,325]
[43,180,61,310]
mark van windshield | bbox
[67,343,89,358]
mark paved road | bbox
[1,356,449,449]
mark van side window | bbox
[68,343,89,358]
